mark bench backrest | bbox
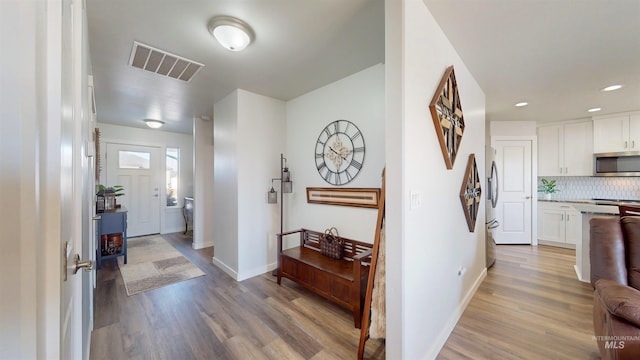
[300,229,372,261]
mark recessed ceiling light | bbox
[515,102,528,107]
[602,84,623,92]
[588,107,602,113]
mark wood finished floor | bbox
[89,233,385,360]
[438,244,600,360]
[91,235,600,359]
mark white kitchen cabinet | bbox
[538,202,581,247]
[593,114,640,153]
[538,120,593,176]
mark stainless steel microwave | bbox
[594,152,640,176]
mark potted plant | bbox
[538,178,558,200]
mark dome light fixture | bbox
[588,107,602,113]
[208,16,255,52]
[144,119,164,129]
[514,101,528,107]
[602,84,623,92]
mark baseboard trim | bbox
[211,258,278,282]
[192,240,213,250]
[212,256,239,280]
[426,267,488,358]
[539,239,575,249]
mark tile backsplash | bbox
[538,176,640,201]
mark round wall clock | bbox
[314,120,365,185]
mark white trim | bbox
[237,265,273,282]
[491,135,538,246]
[192,240,214,250]
[212,257,239,280]
[426,268,488,358]
[592,110,640,121]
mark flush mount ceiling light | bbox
[208,16,255,52]
[602,84,623,92]
[144,119,164,129]
[515,101,528,107]
[588,107,602,113]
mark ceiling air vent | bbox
[128,41,204,82]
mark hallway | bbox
[89,233,385,359]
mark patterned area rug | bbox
[117,236,205,296]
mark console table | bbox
[96,207,127,269]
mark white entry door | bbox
[492,139,533,244]
[107,143,162,236]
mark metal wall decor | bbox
[314,120,365,186]
[429,65,465,169]
[460,154,481,232]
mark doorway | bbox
[106,143,162,237]
[491,138,534,244]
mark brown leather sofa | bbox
[590,216,640,359]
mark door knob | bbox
[525,196,531,199]
[73,254,93,274]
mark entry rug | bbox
[117,235,205,296]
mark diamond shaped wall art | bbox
[429,65,465,169]
[460,154,481,232]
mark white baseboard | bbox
[237,263,275,282]
[192,240,213,250]
[574,264,589,283]
[426,267,488,358]
[210,257,278,282]
[212,256,239,280]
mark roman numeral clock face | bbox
[315,120,365,186]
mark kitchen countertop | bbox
[539,198,640,215]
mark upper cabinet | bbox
[538,120,593,176]
[593,114,640,153]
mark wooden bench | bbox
[277,228,373,328]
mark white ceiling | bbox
[425,0,640,124]
[87,0,385,134]
[87,0,640,134]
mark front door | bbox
[106,143,161,237]
[492,139,533,244]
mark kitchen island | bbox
[539,199,623,283]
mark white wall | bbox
[490,121,537,136]
[237,90,286,279]
[286,64,385,245]
[1,2,41,357]
[386,1,487,358]
[212,91,239,276]
[194,117,214,249]
[97,123,194,234]
[212,90,286,281]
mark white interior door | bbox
[60,0,91,358]
[106,143,161,237]
[493,139,533,244]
